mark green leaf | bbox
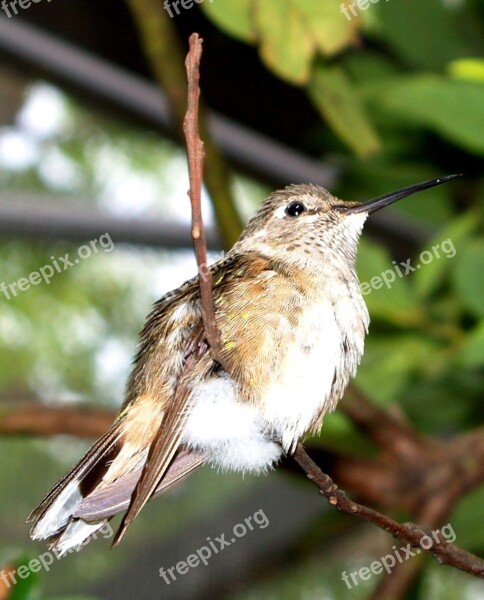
[343,52,399,84]
[450,486,484,550]
[200,0,255,42]
[356,238,418,324]
[373,0,471,70]
[448,58,484,83]
[308,65,380,157]
[453,239,484,318]
[370,75,484,156]
[202,0,361,84]
[356,335,440,404]
[253,0,315,84]
[413,211,478,300]
[403,375,478,434]
[4,555,40,600]
[457,321,484,367]
[294,0,361,56]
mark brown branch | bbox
[294,443,484,578]
[0,404,115,438]
[339,387,484,598]
[182,33,229,371]
[0,563,14,600]
[367,426,484,599]
[370,499,454,600]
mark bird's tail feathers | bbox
[28,437,204,555]
[28,427,120,555]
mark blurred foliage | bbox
[0,0,483,598]
[202,0,361,80]
[202,0,484,160]
[236,549,483,600]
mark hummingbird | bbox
[28,174,459,554]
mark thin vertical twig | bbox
[182,33,229,372]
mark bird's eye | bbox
[285,201,306,217]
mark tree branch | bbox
[182,33,229,370]
[0,404,114,438]
[293,444,484,578]
[1,400,482,583]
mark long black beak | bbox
[336,174,462,215]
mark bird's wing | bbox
[111,302,210,546]
[113,253,307,543]
[112,256,267,545]
[75,447,205,522]
[27,425,120,535]
[29,279,207,551]
[112,355,203,546]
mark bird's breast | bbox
[260,299,345,452]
